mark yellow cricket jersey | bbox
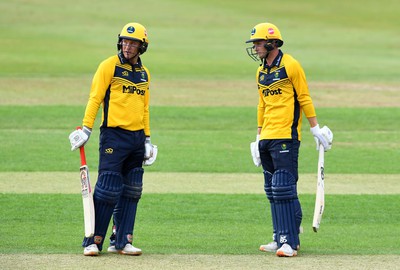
[257,50,316,141]
[83,53,151,136]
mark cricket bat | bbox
[312,144,325,232]
[78,127,95,237]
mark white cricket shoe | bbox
[118,243,142,256]
[83,244,99,256]
[107,245,117,253]
[276,243,297,257]
[259,241,278,253]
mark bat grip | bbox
[80,146,87,166]
[77,126,87,166]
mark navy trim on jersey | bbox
[291,91,300,140]
[114,65,148,84]
[102,86,111,128]
[258,66,288,86]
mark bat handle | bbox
[77,126,87,166]
[319,143,324,154]
[80,146,86,166]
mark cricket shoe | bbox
[107,245,117,253]
[118,244,142,256]
[276,243,297,257]
[83,244,99,256]
[259,241,278,253]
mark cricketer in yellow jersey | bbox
[69,22,157,256]
[246,22,333,257]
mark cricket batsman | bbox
[246,22,333,257]
[69,22,157,256]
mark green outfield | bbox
[1,0,399,269]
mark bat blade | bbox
[77,129,95,238]
[80,164,95,237]
[312,145,325,232]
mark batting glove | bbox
[250,135,261,167]
[310,124,333,151]
[69,126,91,151]
[143,145,158,166]
[143,137,157,166]
[144,137,153,159]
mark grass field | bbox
[1,0,400,269]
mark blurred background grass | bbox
[1,0,399,81]
[0,0,399,174]
[0,106,399,173]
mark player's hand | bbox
[310,125,333,151]
[69,126,91,151]
[250,135,261,167]
[144,137,153,159]
[143,137,157,166]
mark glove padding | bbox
[69,126,91,151]
[250,135,261,167]
[143,137,157,166]
[310,124,333,151]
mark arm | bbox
[252,74,264,166]
[288,59,332,151]
[83,58,114,129]
[288,59,316,121]
[69,58,113,151]
[143,66,151,137]
[307,116,318,128]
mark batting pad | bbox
[264,171,277,242]
[272,170,300,249]
[90,171,123,250]
[115,168,143,250]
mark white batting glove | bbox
[143,137,157,166]
[144,137,153,159]
[143,145,158,166]
[250,135,261,167]
[69,126,91,151]
[310,125,333,151]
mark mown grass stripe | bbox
[1,172,399,194]
[1,193,399,255]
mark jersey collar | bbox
[118,51,143,67]
[263,50,283,69]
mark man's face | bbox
[253,40,268,59]
[121,39,141,60]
